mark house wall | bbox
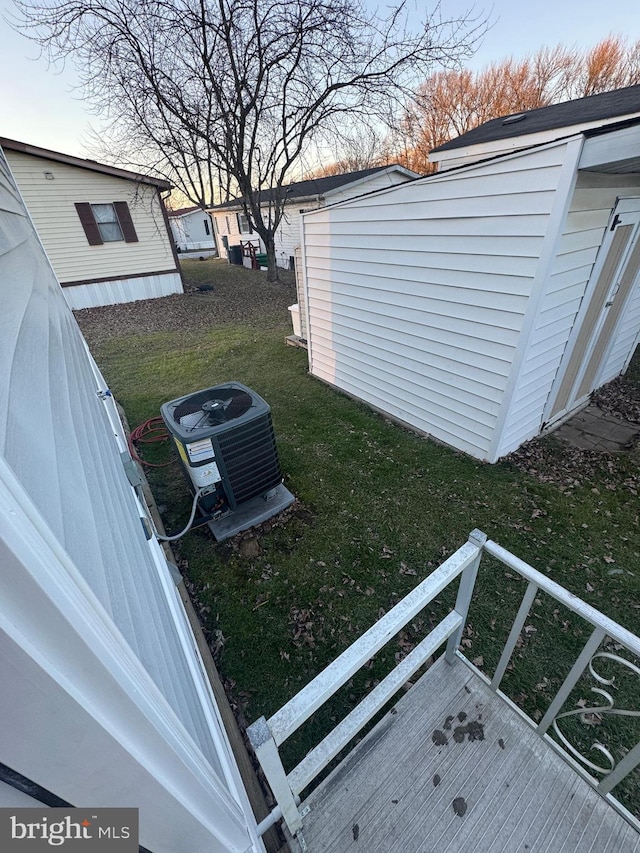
[301,142,570,460]
[275,204,319,268]
[495,171,640,457]
[0,151,260,851]
[171,210,217,252]
[212,210,263,260]
[5,149,183,307]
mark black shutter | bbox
[113,201,139,243]
[74,202,103,245]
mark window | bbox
[203,217,210,236]
[75,201,139,246]
[237,212,252,234]
[92,203,123,242]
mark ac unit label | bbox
[186,437,214,463]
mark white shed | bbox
[210,165,417,269]
[0,150,264,850]
[300,94,640,462]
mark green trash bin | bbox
[256,253,268,268]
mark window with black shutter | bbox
[75,201,139,245]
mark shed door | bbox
[547,199,640,421]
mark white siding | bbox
[213,169,414,269]
[302,143,569,460]
[498,171,640,456]
[325,168,415,204]
[0,151,260,851]
[5,150,178,285]
[211,210,263,259]
[170,210,216,252]
[63,271,183,309]
[275,205,314,267]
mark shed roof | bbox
[167,205,203,217]
[432,84,640,153]
[209,165,412,210]
[0,137,172,189]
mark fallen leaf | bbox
[472,656,484,667]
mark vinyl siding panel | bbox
[274,205,313,267]
[302,143,568,460]
[325,169,414,204]
[0,155,228,784]
[63,271,183,309]
[5,151,177,284]
[170,210,215,251]
[211,210,262,259]
[498,171,640,456]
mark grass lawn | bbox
[77,258,640,806]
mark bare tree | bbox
[397,36,640,175]
[15,0,485,280]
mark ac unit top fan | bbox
[160,382,294,540]
[162,383,257,439]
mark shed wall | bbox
[497,172,640,456]
[302,143,568,459]
[6,150,178,285]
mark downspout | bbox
[160,189,185,290]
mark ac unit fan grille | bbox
[217,414,282,504]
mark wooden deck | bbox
[298,656,640,852]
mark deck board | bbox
[299,656,639,853]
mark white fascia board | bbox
[431,113,640,170]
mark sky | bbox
[1,0,640,159]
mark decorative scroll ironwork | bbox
[552,652,640,774]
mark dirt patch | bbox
[74,259,297,350]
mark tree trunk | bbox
[264,236,279,282]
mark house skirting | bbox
[62,270,183,309]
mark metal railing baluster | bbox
[491,581,539,691]
[536,626,606,736]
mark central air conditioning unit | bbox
[160,382,294,540]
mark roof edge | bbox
[0,137,172,189]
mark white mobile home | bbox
[210,165,417,270]
[300,88,640,462]
[169,204,217,252]
[2,137,183,309]
[0,148,264,851]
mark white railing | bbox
[247,530,640,839]
[479,538,640,819]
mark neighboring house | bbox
[299,88,640,463]
[209,165,418,270]
[0,149,264,851]
[168,204,217,253]
[430,84,640,171]
[1,137,183,309]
